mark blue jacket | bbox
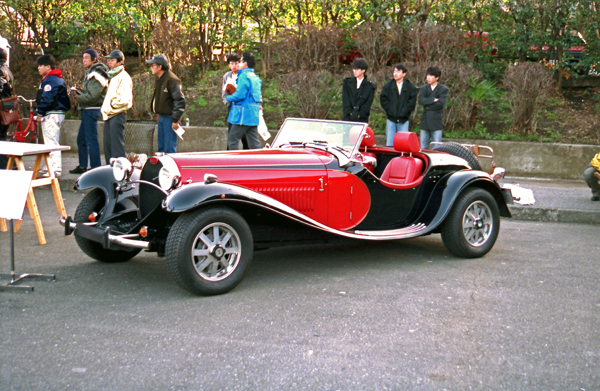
[226,67,262,126]
[36,69,71,116]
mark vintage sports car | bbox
[61,119,514,295]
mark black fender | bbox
[74,166,141,224]
[426,170,511,231]
[164,181,275,214]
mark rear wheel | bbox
[432,142,482,171]
[74,188,141,263]
[441,187,500,258]
[165,207,253,296]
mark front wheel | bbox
[441,187,500,258]
[165,206,253,296]
[74,188,141,263]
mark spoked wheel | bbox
[441,187,500,258]
[74,188,141,263]
[165,206,253,296]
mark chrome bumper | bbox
[59,216,150,250]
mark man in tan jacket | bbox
[101,50,133,164]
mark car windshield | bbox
[272,118,367,157]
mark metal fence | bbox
[124,121,155,156]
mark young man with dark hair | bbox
[101,50,133,163]
[69,49,109,174]
[380,63,418,146]
[342,58,376,123]
[0,47,14,169]
[226,52,262,150]
[222,53,248,149]
[146,53,186,153]
[418,65,449,149]
[35,54,71,177]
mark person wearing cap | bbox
[342,58,376,123]
[69,49,109,174]
[101,49,132,164]
[225,52,262,150]
[583,151,600,201]
[0,47,14,170]
[35,54,71,177]
[146,54,185,153]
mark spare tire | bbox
[432,142,482,171]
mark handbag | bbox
[0,96,20,125]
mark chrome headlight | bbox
[158,156,181,191]
[112,157,133,181]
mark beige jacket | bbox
[101,68,133,120]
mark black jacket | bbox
[380,79,418,123]
[342,76,376,123]
[0,61,14,99]
[418,83,449,131]
[151,70,186,122]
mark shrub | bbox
[130,72,154,120]
[276,70,343,120]
[405,24,470,64]
[352,21,405,71]
[148,21,197,81]
[58,57,85,115]
[503,63,555,134]
[269,25,340,74]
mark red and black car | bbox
[61,118,514,295]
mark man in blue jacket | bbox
[35,54,71,177]
[226,52,262,150]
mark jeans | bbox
[157,114,178,153]
[420,129,442,149]
[0,123,7,169]
[103,113,127,164]
[386,120,409,146]
[77,109,102,169]
[228,124,261,150]
[42,113,65,174]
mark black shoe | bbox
[69,166,88,174]
[592,196,600,202]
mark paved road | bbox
[1,189,599,390]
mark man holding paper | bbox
[147,54,186,153]
[226,52,262,150]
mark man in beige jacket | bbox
[101,50,133,164]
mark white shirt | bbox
[396,81,403,96]
[356,77,364,89]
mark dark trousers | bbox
[77,109,102,169]
[226,104,248,150]
[103,112,127,164]
[228,124,261,150]
[0,123,7,169]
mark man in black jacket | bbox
[342,58,376,123]
[418,66,449,149]
[147,54,185,153]
[380,63,418,146]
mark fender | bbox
[74,166,141,224]
[425,170,511,232]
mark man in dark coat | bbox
[380,63,418,146]
[0,47,14,169]
[418,65,449,149]
[147,54,186,153]
[342,58,376,123]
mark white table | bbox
[0,141,71,245]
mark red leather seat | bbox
[380,132,423,185]
[360,127,377,172]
